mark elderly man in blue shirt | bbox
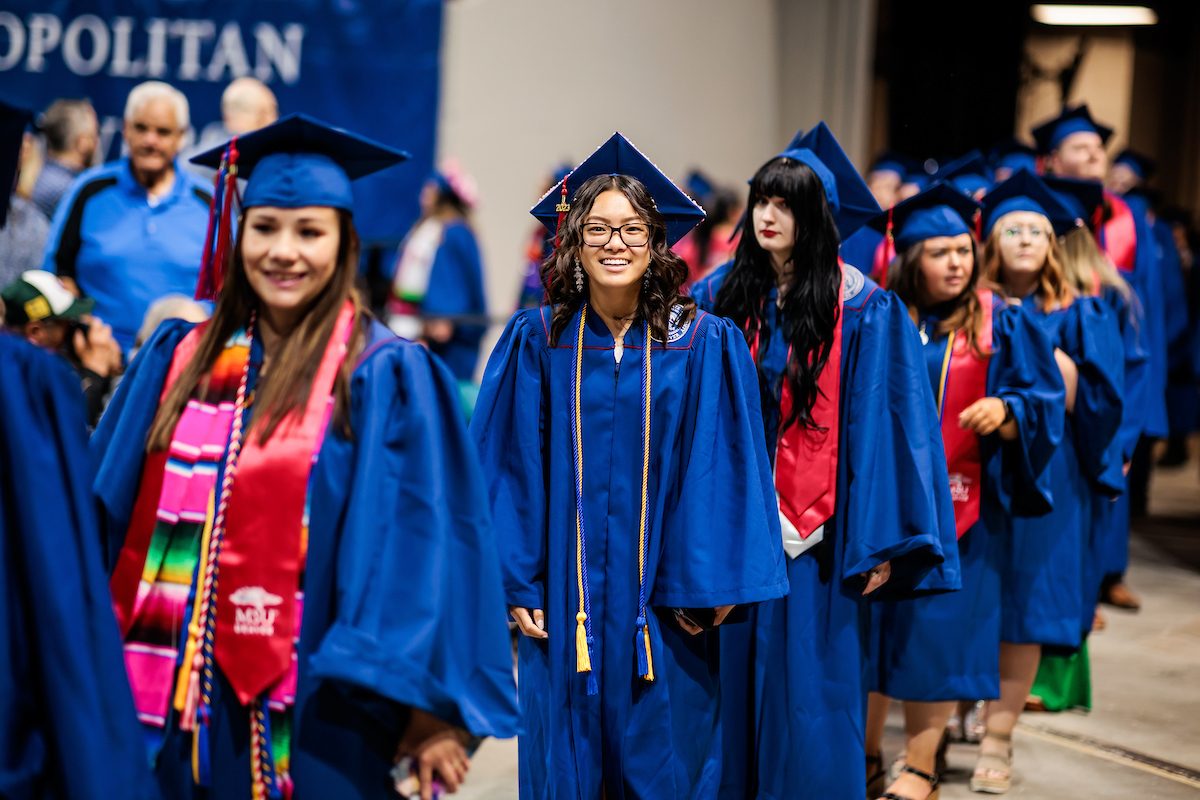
[43,81,211,353]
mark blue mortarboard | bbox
[1031,104,1114,155]
[987,138,1039,177]
[1113,148,1155,180]
[981,169,1076,236]
[868,151,916,178]
[778,122,881,239]
[867,182,980,251]
[1043,174,1104,231]
[190,113,410,212]
[937,151,993,197]
[685,169,716,201]
[0,97,32,228]
[530,132,705,247]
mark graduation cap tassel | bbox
[877,207,896,288]
[194,154,227,301]
[209,138,240,299]
[570,307,598,695]
[553,176,570,251]
[635,318,655,683]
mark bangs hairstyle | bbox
[890,235,990,355]
[146,209,368,452]
[980,217,1074,312]
[713,156,841,432]
[541,173,694,346]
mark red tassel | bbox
[553,176,570,250]
[877,207,895,287]
[974,208,984,242]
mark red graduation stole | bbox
[936,288,993,539]
[751,265,844,539]
[1100,191,1137,274]
[114,303,353,705]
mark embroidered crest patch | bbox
[667,304,692,343]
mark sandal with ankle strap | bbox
[877,763,939,800]
[867,752,887,799]
[970,730,1013,794]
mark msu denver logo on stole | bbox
[667,304,692,344]
[230,586,284,636]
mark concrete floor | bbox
[458,448,1200,799]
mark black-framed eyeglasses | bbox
[582,222,650,247]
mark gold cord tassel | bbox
[575,611,591,672]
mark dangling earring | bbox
[574,257,584,292]
[643,262,653,290]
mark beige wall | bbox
[1017,32,1135,149]
[438,0,876,356]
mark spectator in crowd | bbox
[2,270,122,428]
[131,293,209,356]
[187,76,280,176]
[1,127,50,288]
[31,98,99,218]
[42,81,212,353]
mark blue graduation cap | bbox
[988,138,1039,176]
[1031,104,1114,155]
[937,151,992,197]
[685,169,716,201]
[778,122,881,239]
[868,151,916,178]
[0,97,32,228]
[1043,174,1103,231]
[188,113,409,299]
[530,132,705,247]
[867,182,981,252]
[1112,148,1155,180]
[981,169,1076,237]
[189,113,410,212]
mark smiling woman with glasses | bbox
[471,133,787,798]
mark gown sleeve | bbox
[90,318,195,570]
[1104,288,1150,462]
[653,313,789,608]
[468,310,550,611]
[986,302,1066,516]
[1059,297,1125,495]
[307,340,519,739]
[0,339,157,800]
[842,290,957,597]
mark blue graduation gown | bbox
[839,227,883,277]
[421,220,489,382]
[1093,287,1150,587]
[869,297,1064,702]
[1119,193,1169,438]
[471,305,788,799]
[0,335,157,800]
[1004,297,1123,647]
[91,319,519,799]
[693,264,956,800]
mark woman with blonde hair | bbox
[969,171,1125,793]
[863,184,1063,800]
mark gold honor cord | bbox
[570,305,656,688]
[936,329,957,420]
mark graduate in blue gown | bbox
[91,115,518,800]
[970,170,1124,792]
[473,133,787,799]
[0,333,158,800]
[861,184,1064,800]
[693,123,957,800]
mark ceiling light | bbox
[1031,5,1158,26]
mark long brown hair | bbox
[890,238,990,355]
[147,209,368,451]
[541,174,695,346]
[980,223,1075,312]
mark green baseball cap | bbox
[1,270,94,326]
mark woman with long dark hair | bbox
[472,133,786,797]
[862,185,1064,800]
[91,116,518,799]
[692,123,958,800]
[970,170,1124,793]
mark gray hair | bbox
[124,81,190,131]
[40,98,96,154]
[135,294,210,347]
